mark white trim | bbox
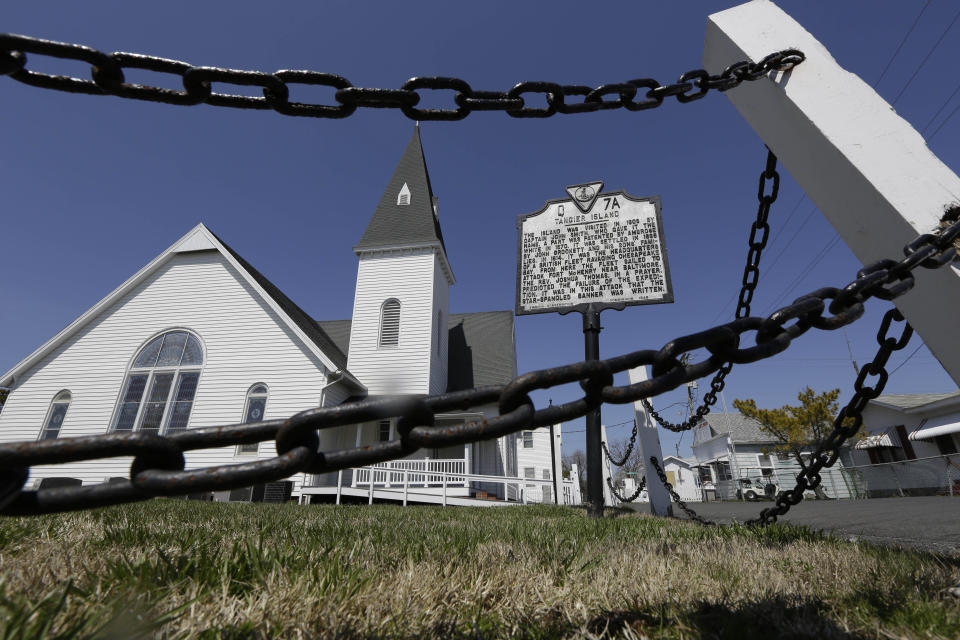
[353,242,455,285]
[0,224,350,387]
[908,421,960,441]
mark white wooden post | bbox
[464,444,471,490]
[629,366,673,517]
[403,469,409,506]
[599,423,615,507]
[368,470,374,504]
[442,472,448,507]
[336,469,343,505]
[704,1,960,385]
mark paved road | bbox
[633,497,960,554]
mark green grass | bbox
[0,501,958,639]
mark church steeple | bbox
[346,128,453,396]
[354,127,447,256]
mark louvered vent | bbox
[379,299,401,347]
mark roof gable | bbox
[697,411,779,444]
[354,128,447,254]
[1,224,350,387]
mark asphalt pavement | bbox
[634,497,960,554]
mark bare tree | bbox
[606,436,645,483]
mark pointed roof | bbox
[354,128,447,254]
[0,224,361,388]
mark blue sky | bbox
[2,1,958,458]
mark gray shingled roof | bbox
[212,232,348,369]
[354,128,447,254]
[695,411,779,445]
[872,391,960,411]
[317,310,516,392]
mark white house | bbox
[850,391,960,497]
[0,128,557,506]
[691,411,857,501]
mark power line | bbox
[873,1,932,88]
[928,100,960,140]
[891,5,960,105]
[888,344,925,378]
[921,80,960,133]
[764,235,842,314]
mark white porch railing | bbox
[353,458,467,488]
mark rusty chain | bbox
[601,420,638,467]
[643,149,781,432]
[0,34,803,120]
[607,475,646,504]
[650,456,715,526]
[1,211,957,517]
[749,306,914,525]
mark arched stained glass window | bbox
[379,299,401,348]
[237,384,268,455]
[40,390,71,440]
[113,331,203,436]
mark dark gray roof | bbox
[354,128,447,254]
[872,391,960,411]
[694,412,778,445]
[212,232,348,369]
[317,310,516,392]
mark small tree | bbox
[605,436,645,483]
[733,387,857,498]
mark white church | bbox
[0,129,568,506]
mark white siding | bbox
[429,253,450,395]
[347,249,437,395]
[0,251,330,490]
[515,426,555,503]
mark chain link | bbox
[0,34,804,120]
[644,149,781,432]
[601,421,638,466]
[650,456,715,526]
[748,306,914,525]
[607,475,646,503]
[1,211,956,516]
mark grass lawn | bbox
[1,501,959,639]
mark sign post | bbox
[517,182,673,517]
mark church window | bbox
[397,183,411,206]
[237,384,268,454]
[40,390,71,440]
[112,331,203,436]
[379,299,401,347]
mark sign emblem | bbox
[565,181,604,213]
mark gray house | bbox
[691,412,857,500]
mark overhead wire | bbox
[873,1,932,88]
[891,5,960,105]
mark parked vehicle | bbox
[737,476,779,500]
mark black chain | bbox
[601,421,638,466]
[644,149,781,432]
[1,211,956,517]
[748,306,913,525]
[607,475,646,503]
[0,34,804,120]
[650,456,715,526]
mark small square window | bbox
[524,467,535,479]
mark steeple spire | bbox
[354,127,446,254]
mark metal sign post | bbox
[517,181,673,517]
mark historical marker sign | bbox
[516,182,673,315]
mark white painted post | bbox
[629,366,673,517]
[368,470,374,504]
[599,423,615,506]
[464,444,471,490]
[403,469,409,506]
[704,1,960,385]
[336,469,343,505]
[442,472,448,507]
